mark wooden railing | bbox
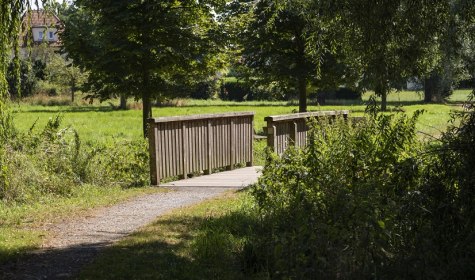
[148,112,254,185]
[264,110,349,155]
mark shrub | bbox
[249,106,428,278]
[6,59,38,98]
[243,95,475,278]
[190,79,220,99]
[0,115,150,203]
[315,87,362,104]
[220,79,250,101]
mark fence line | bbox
[148,112,254,185]
[264,110,349,155]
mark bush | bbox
[220,79,250,101]
[315,87,362,104]
[247,107,426,278]
[6,59,38,98]
[241,96,475,278]
[190,80,220,99]
[0,116,150,203]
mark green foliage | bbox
[229,0,342,112]
[423,0,475,102]
[62,0,226,135]
[337,0,451,110]
[190,79,221,100]
[220,79,250,101]
[242,95,475,278]
[44,53,88,100]
[414,93,475,277]
[0,116,150,203]
[6,59,40,98]
[249,110,430,278]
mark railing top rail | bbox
[149,112,255,123]
[264,110,350,122]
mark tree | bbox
[46,53,88,102]
[338,0,450,110]
[423,0,474,102]
[62,0,225,136]
[1,0,32,140]
[231,0,341,112]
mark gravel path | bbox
[1,167,261,280]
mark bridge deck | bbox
[160,166,262,188]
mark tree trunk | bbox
[298,77,307,113]
[424,73,450,103]
[142,70,152,138]
[424,77,432,103]
[71,81,75,103]
[119,94,127,110]
[142,90,152,138]
[375,82,388,111]
[381,92,387,111]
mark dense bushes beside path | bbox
[0,115,149,203]
[243,96,475,278]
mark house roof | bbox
[23,10,61,28]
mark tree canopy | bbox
[62,0,226,136]
[336,0,451,110]
[229,0,345,112]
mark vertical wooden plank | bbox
[229,118,235,169]
[168,123,173,177]
[160,124,165,179]
[247,116,254,167]
[162,123,170,178]
[148,120,158,185]
[289,121,297,147]
[171,122,176,177]
[205,119,212,175]
[189,121,196,173]
[238,117,243,163]
[266,120,273,152]
[198,120,202,171]
[181,122,188,179]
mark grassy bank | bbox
[78,191,252,279]
[0,185,162,263]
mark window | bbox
[48,31,54,40]
[38,31,43,40]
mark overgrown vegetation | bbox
[0,115,149,203]
[244,95,475,278]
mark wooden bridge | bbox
[148,110,351,187]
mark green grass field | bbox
[12,90,472,143]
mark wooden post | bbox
[148,119,159,186]
[290,121,297,146]
[247,116,254,167]
[265,120,275,152]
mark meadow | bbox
[12,90,471,142]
